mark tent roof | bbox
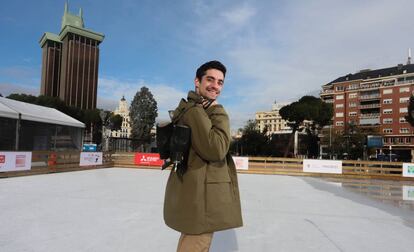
[0,97,85,128]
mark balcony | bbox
[383,80,396,86]
[359,94,380,100]
[359,117,380,125]
[359,113,380,119]
[347,85,360,90]
[359,104,381,109]
[320,89,334,95]
[397,79,414,85]
[360,82,381,90]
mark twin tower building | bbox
[39,3,104,110]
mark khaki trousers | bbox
[176,232,214,252]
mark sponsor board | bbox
[232,156,249,170]
[403,186,414,201]
[134,153,164,167]
[303,159,342,174]
[0,152,32,172]
[402,163,414,177]
[83,144,97,152]
[80,152,103,166]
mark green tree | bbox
[109,114,123,131]
[238,120,268,156]
[7,93,38,104]
[279,96,333,157]
[327,121,379,160]
[101,111,123,131]
[405,95,414,127]
[130,86,158,150]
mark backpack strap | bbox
[172,100,197,125]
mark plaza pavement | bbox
[1,168,414,252]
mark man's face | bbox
[195,69,224,100]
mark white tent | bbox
[0,97,85,128]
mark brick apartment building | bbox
[320,60,414,160]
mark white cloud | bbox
[4,0,414,132]
[188,2,256,49]
[221,4,256,26]
[0,66,39,79]
[96,96,118,111]
[220,0,414,127]
[97,76,186,122]
[0,83,39,96]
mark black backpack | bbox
[156,101,194,180]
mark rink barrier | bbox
[1,151,413,181]
[0,151,114,178]
[238,157,411,181]
[112,153,413,181]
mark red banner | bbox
[134,153,164,167]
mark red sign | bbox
[134,153,164,167]
[15,155,26,167]
[0,155,5,164]
[48,152,57,166]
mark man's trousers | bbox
[176,232,214,252]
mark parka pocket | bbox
[206,169,231,183]
[205,170,233,205]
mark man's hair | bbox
[196,60,226,81]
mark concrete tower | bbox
[39,2,104,109]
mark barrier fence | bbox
[241,157,408,180]
[0,151,413,181]
[0,151,113,178]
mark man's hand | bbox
[201,97,216,109]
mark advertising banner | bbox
[82,144,97,152]
[402,163,414,177]
[80,152,103,166]
[134,153,164,167]
[366,135,383,148]
[232,156,249,170]
[0,152,32,172]
[303,159,342,174]
[403,186,414,201]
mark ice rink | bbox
[1,168,414,252]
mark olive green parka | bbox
[163,91,243,234]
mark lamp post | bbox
[329,124,332,159]
[389,145,392,162]
[99,111,107,151]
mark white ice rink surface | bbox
[1,168,414,252]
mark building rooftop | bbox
[325,63,414,86]
[39,3,104,48]
[1,168,414,251]
[61,2,84,30]
[0,96,85,128]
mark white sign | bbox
[402,163,414,177]
[303,159,342,174]
[403,186,414,201]
[0,152,32,172]
[80,152,103,166]
[232,156,249,170]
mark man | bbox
[164,60,243,251]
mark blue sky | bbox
[1,0,414,129]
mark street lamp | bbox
[329,124,332,159]
[99,111,107,151]
[389,145,392,162]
